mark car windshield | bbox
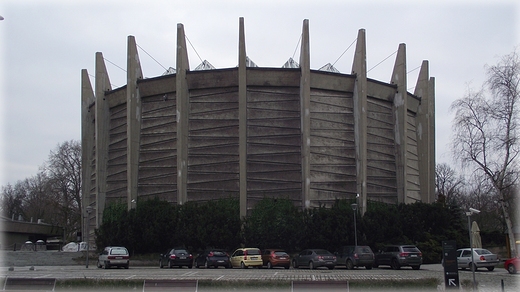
[211,251,226,256]
[110,248,128,255]
[475,249,492,255]
[357,246,372,253]
[316,250,331,255]
[275,251,288,256]
[402,246,420,253]
[246,249,260,255]
[176,249,188,254]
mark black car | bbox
[292,249,336,270]
[335,246,374,270]
[159,248,193,268]
[374,245,422,270]
[195,249,231,269]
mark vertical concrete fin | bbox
[351,29,368,215]
[300,19,311,208]
[351,29,367,75]
[95,52,111,227]
[176,23,190,204]
[428,77,436,202]
[126,35,142,210]
[238,17,248,218]
[391,44,408,204]
[414,61,432,203]
[81,69,95,240]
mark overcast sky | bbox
[0,0,518,186]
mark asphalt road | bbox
[1,264,518,292]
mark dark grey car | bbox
[292,249,336,270]
[374,245,422,270]
[335,246,374,269]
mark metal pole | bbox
[86,214,89,268]
[354,210,357,247]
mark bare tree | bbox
[45,140,82,241]
[435,163,464,205]
[451,49,519,256]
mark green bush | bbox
[95,197,468,262]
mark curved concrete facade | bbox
[81,18,435,237]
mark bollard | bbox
[501,279,504,292]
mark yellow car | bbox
[230,248,263,268]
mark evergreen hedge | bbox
[95,197,469,263]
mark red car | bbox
[504,257,520,274]
[261,249,290,269]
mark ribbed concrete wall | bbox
[81,18,436,231]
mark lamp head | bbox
[469,207,481,214]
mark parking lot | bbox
[1,251,518,291]
[1,264,519,291]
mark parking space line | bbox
[215,275,224,280]
[125,275,136,279]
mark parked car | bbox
[374,245,422,270]
[504,257,520,274]
[97,246,130,269]
[261,249,290,269]
[159,248,193,268]
[456,248,499,271]
[195,249,231,269]
[292,249,336,270]
[230,248,263,268]
[335,246,374,270]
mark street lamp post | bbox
[466,207,480,290]
[351,203,358,247]
[85,206,93,268]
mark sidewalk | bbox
[0,250,83,267]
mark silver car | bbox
[97,246,130,269]
[457,248,499,271]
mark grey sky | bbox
[0,0,518,186]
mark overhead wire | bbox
[136,43,168,72]
[185,35,204,64]
[292,34,302,60]
[332,37,357,67]
[367,50,398,73]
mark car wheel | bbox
[97,260,102,268]
[267,262,273,269]
[292,260,299,269]
[241,262,246,269]
[159,260,163,269]
[412,265,420,270]
[124,264,129,269]
[104,261,110,269]
[168,260,174,268]
[365,265,372,270]
[391,259,400,270]
[205,260,210,269]
[507,264,517,274]
[346,259,354,270]
[226,263,232,269]
[284,265,290,269]
[309,261,314,270]
[487,266,494,271]
[327,266,335,270]
[189,265,193,269]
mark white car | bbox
[457,248,499,271]
[97,246,130,269]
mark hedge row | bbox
[95,197,468,263]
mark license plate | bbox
[280,257,287,259]
[116,257,122,259]
[251,257,258,260]
[411,255,417,257]
[218,260,224,263]
[180,257,186,259]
